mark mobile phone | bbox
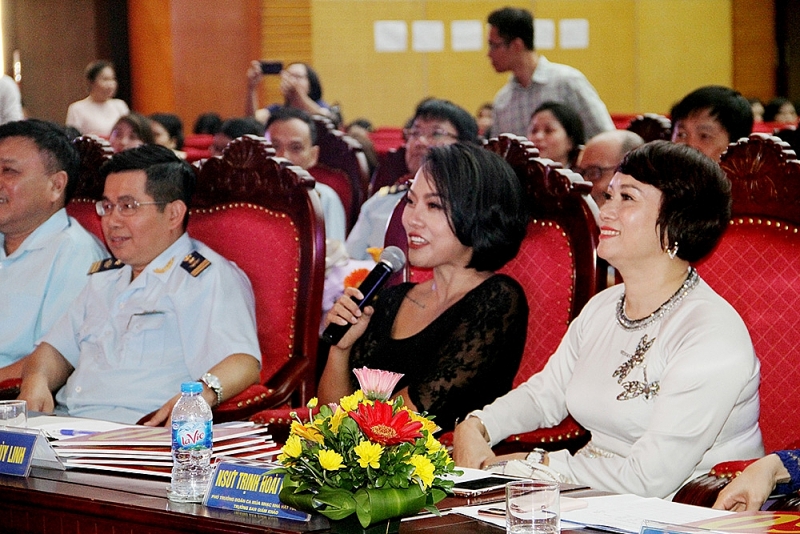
[451,476,516,496]
[260,61,283,75]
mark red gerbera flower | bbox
[349,400,423,446]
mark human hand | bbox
[142,393,180,427]
[324,287,374,349]
[17,378,55,414]
[247,60,263,89]
[452,417,495,468]
[713,454,785,511]
[280,71,303,102]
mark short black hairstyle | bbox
[265,107,318,145]
[670,86,753,143]
[219,117,264,141]
[618,140,731,263]
[112,113,155,145]
[288,62,323,102]
[149,113,185,150]
[421,143,527,271]
[488,7,534,51]
[763,97,797,122]
[413,99,480,144]
[532,101,586,167]
[85,60,114,83]
[0,119,80,203]
[100,144,195,230]
[193,112,222,135]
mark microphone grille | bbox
[380,246,406,273]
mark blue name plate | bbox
[0,428,37,477]
[204,461,310,521]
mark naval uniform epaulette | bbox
[378,182,410,196]
[181,251,211,277]
[88,258,124,275]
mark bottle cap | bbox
[181,381,203,394]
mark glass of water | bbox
[0,400,27,428]
[506,479,559,534]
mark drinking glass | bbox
[0,400,27,428]
[505,479,559,534]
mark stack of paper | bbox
[49,422,280,478]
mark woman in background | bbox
[246,61,329,125]
[454,141,762,499]
[150,113,186,159]
[319,143,529,431]
[109,113,154,153]
[66,60,129,137]
[527,101,585,169]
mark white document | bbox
[559,19,589,50]
[451,20,482,51]
[27,414,132,440]
[535,18,556,50]
[412,20,444,52]
[374,21,407,52]
[561,494,732,534]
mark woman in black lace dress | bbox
[319,143,529,431]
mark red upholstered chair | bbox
[308,163,357,232]
[627,113,672,142]
[673,133,800,506]
[369,146,409,197]
[190,135,326,422]
[312,115,368,229]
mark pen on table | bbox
[477,506,505,518]
[59,429,99,436]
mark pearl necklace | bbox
[615,267,699,331]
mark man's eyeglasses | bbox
[403,128,459,144]
[96,199,168,217]
[574,165,617,182]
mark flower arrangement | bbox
[272,368,460,530]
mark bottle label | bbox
[172,421,213,451]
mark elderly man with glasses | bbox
[18,145,261,425]
[574,130,644,208]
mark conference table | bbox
[0,466,604,533]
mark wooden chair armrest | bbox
[672,459,759,507]
[0,378,21,401]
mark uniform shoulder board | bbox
[380,182,410,196]
[181,251,211,277]
[88,258,124,275]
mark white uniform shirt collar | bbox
[0,208,69,260]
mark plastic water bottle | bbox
[168,381,213,503]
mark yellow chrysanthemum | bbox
[307,397,318,408]
[291,421,324,444]
[282,434,303,458]
[408,454,435,488]
[318,449,345,471]
[353,440,383,469]
[425,432,442,453]
[340,390,365,412]
[329,407,347,433]
[405,408,438,435]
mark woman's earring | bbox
[666,242,679,260]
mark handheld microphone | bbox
[321,246,406,346]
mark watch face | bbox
[203,374,221,389]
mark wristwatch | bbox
[200,373,223,407]
[525,448,547,465]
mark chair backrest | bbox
[66,135,113,242]
[312,115,368,226]
[695,133,800,453]
[309,163,357,232]
[191,135,326,400]
[369,146,409,197]
[627,113,672,142]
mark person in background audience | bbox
[345,118,379,177]
[149,113,186,159]
[0,119,106,381]
[764,97,798,125]
[246,61,330,125]
[209,117,263,157]
[320,143,528,431]
[192,112,222,135]
[670,85,753,161]
[345,98,480,260]
[66,60,129,137]
[527,101,585,169]
[714,450,800,512]
[749,98,765,123]
[109,113,154,154]
[476,102,494,140]
[265,107,346,247]
[575,130,644,207]
[0,75,23,125]
[454,141,762,499]
[487,7,614,138]
[17,145,261,424]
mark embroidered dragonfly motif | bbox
[613,334,660,401]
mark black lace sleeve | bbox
[349,274,529,431]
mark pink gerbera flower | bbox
[352,367,403,401]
